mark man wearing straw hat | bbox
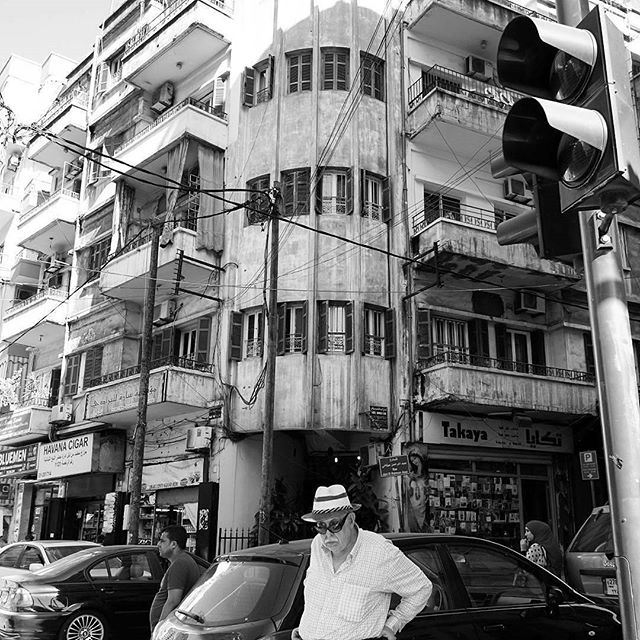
[292,484,432,640]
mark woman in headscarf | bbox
[521,520,563,576]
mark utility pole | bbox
[127,218,162,544]
[258,184,281,546]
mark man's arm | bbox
[159,587,184,622]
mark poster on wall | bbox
[401,442,429,533]
[141,458,204,492]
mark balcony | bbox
[17,188,80,253]
[1,288,68,348]
[122,0,232,89]
[11,248,41,284]
[407,66,522,149]
[83,355,217,425]
[410,201,578,288]
[113,97,227,172]
[99,225,221,302]
[414,350,596,423]
[0,398,52,445]
[28,90,89,168]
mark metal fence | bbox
[217,527,256,554]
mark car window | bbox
[570,509,612,553]
[113,553,153,581]
[0,546,24,568]
[46,545,97,562]
[406,547,450,612]
[18,547,44,569]
[89,560,112,581]
[447,543,546,608]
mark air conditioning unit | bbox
[151,81,175,113]
[185,426,213,452]
[465,55,493,82]
[503,176,532,205]
[359,442,386,467]
[515,290,545,315]
[6,155,20,172]
[152,299,176,326]
[50,403,73,425]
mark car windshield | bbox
[177,559,299,626]
[570,508,612,553]
[46,546,96,562]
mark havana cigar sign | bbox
[37,434,98,480]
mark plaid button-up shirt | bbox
[298,529,432,640]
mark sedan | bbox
[154,534,621,640]
[0,544,209,640]
[0,541,99,578]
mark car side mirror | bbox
[546,585,565,617]
[28,562,44,572]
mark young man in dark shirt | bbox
[149,525,202,631]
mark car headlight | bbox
[0,583,34,613]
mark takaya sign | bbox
[415,411,573,453]
[37,434,98,480]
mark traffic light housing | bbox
[497,6,640,214]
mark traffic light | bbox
[496,6,640,215]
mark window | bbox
[432,317,468,355]
[83,346,104,388]
[87,237,111,276]
[288,50,312,93]
[316,168,352,215]
[242,56,275,107]
[322,48,349,91]
[494,206,516,226]
[364,306,385,356]
[18,547,44,570]
[281,168,310,216]
[406,547,450,612]
[88,148,111,184]
[277,301,308,354]
[424,190,461,222]
[495,324,545,374]
[361,53,384,100]
[246,175,271,225]
[64,353,81,396]
[245,309,264,358]
[317,301,353,354]
[153,317,211,365]
[583,332,595,377]
[360,170,389,221]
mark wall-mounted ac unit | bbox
[515,290,545,315]
[50,403,73,425]
[151,81,175,113]
[503,176,532,205]
[465,55,493,82]
[152,299,176,326]
[185,426,213,452]
[6,155,20,172]
[359,442,386,467]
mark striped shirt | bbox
[298,529,432,640]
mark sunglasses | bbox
[314,513,349,534]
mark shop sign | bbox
[369,406,388,430]
[0,410,49,444]
[415,411,573,453]
[0,443,38,476]
[84,374,164,420]
[142,457,203,492]
[379,455,410,477]
[37,434,98,480]
[579,450,599,480]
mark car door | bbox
[443,541,619,640]
[398,543,480,640]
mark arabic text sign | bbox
[580,450,599,481]
[84,373,163,419]
[141,458,204,492]
[379,455,410,477]
[37,434,97,480]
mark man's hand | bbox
[381,625,396,640]
[291,627,302,640]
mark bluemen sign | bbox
[415,411,573,453]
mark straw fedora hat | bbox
[301,484,361,522]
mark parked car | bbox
[565,505,618,606]
[0,544,209,640]
[154,533,621,640]
[0,540,100,578]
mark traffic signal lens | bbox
[549,51,591,102]
[557,134,601,187]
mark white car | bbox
[0,540,100,578]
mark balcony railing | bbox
[86,354,214,388]
[15,395,55,409]
[124,0,233,54]
[114,97,227,155]
[18,187,80,224]
[6,287,68,314]
[412,201,501,235]
[408,65,522,112]
[419,349,595,383]
[488,0,553,20]
[35,88,88,129]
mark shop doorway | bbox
[521,478,551,525]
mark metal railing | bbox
[114,97,226,155]
[18,187,80,224]
[408,65,522,112]
[124,0,233,54]
[488,0,553,20]
[86,353,214,388]
[35,88,88,129]
[217,527,257,554]
[419,349,595,383]
[15,395,55,409]
[412,200,499,235]
[6,287,68,314]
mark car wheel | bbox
[59,611,108,640]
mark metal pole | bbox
[258,186,280,546]
[127,219,162,544]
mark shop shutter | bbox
[416,309,431,359]
[531,329,546,370]
[384,308,396,359]
[242,67,255,107]
[197,316,212,363]
[495,323,508,362]
[345,168,353,215]
[229,312,243,361]
[277,303,286,355]
[345,301,354,354]
[317,301,328,354]
[382,176,391,222]
[300,301,308,354]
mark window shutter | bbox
[416,309,431,359]
[277,303,286,355]
[360,169,366,217]
[362,304,368,355]
[160,328,173,359]
[242,67,255,107]
[495,323,508,362]
[96,63,108,94]
[345,301,354,354]
[301,301,308,353]
[289,55,299,93]
[268,54,275,99]
[384,308,396,359]
[583,332,595,376]
[49,368,61,406]
[213,76,226,112]
[282,171,295,216]
[323,52,334,90]
[531,329,546,368]
[197,316,212,363]
[83,347,103,387]
[229,312,243,361]
[64,354,80,396]
[315,172,324,215]
[382,177,391,222]
[336,51,348,89]
[152,333,162,362]
[346,168,353,215]
[301,52,312,90]
[298,169,310,214]
[317,301,328,354]
[468,318,489,357]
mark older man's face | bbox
[316,512,356,555]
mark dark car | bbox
[0,544,209,640]
[154,534,621,640]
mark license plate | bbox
[604,577,618,596]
